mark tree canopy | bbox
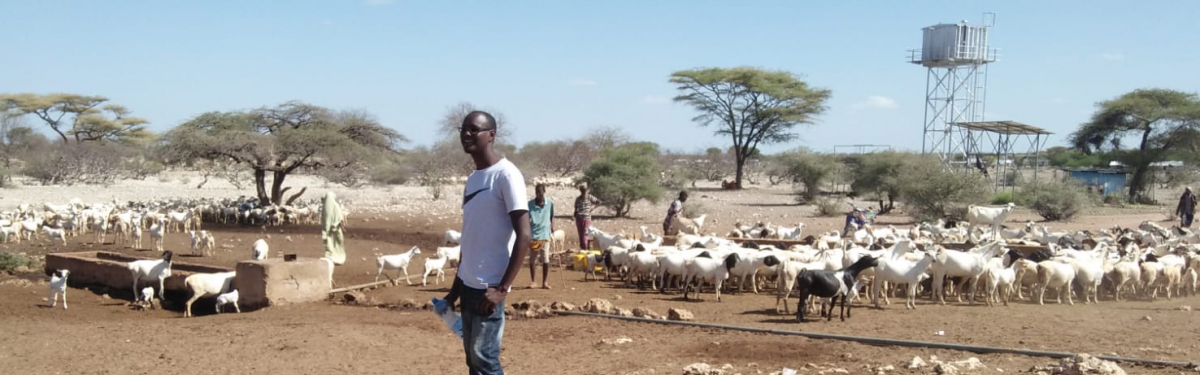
[161,101,406,204]
[0,93,151,144]
[670,67,830,189]
[582,142,664,217]
[1068,89,1200,202]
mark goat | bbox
[251,238,269,260]
[137,286,156,310]
[215,289,240,314]
[149,220,165,252]
[872,249,936,309]
[681,252,740,301]
[671,214,707,235]
[43,226,67,246]
[582,252,608,281]
[793,255,878,322]
[423,255,448,286]
[967,203,1016,240]
[375,246,422,285]
[184,271,236,317]
[1036,259,1077,305]
[47,269,70,310]
[129,251,174,303]
[436,246,461,268]
[443,229,462,245]
[930,241,1004,305]
[981,250,1022,306]
[131,224,143,249]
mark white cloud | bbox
[365,0,395,5]
[1100,53,1124,61]
[851,95,898,110]
[641,95,669,105]
[567,78,598,86]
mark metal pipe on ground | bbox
[554,310,1195,369]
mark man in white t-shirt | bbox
[443,110,530,375]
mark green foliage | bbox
[161,102,406,204]
[671,67,831,188]
[0,252,38,271]
[582,142,665,217]
[848,151,917,209]
[0,93,151,144]
[519,140,592,178]
[991,190,1017,205]
[772,150,839,201]
[1069,89,1200,202]
[812,196,842,217]
[1020,179,1089,221]
[894,155,989,221]
[1044,146,1103,168]
[681,199,709,218]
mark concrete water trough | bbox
[44,251,233,294]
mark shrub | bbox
[22,142,125,185]
[990,190,1017,205]
[1102,193,1124,206]
[812,196,842,217]
[894,156,989,221]
[0,252,38,271]
[1020,179,1089,221]
[582,142,665,217]
[681,199,709,218]
[773,150,840,201]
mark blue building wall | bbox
[1067,170,1127,195]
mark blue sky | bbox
[2,1,1197,154]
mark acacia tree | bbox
[0,93,150,143]
[670,67,831,189]
[436,101,513,140]
[1069,89,1200,203]
[161,102,406,204]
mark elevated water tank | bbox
[917,22,992,66]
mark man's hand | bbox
[479,287,507,315]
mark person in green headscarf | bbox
[321,191,346,266]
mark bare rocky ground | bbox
[0,173,1195,374]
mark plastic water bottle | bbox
[431,298,463,339]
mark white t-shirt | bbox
[457,158,527,290]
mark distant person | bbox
[444,110,531,375]
[1177,187,1197,228]
[663,191,688,234]
[320,191,346,266]
[573,182,601,250]
[527,183,554,289]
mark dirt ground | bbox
[1,182,1198,374]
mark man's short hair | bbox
[464,111,497,131]
[535,183,547,191]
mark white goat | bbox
[184,271,236,317]
[930,241,1005,305]
[671,214,708,235]
[129,251,174,302]
[215,289,240,314]
[443,229,462,245]
[1036,259,1077,305]
[872,249,937,309]
[131,224,143,249]
[148,220,165,252]
[47,269,70,310]
[967,203,1016,240]
[436,246,461,268]
[681,252,739,302]
[251,238,269,260]
[138,286,156,310]
[43,226,67,246]
[375,246,422,285]
[423,256,448,286]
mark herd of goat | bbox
[22,198,1200,323]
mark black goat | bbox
[793,255,878,322]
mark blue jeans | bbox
[459,285,506,375]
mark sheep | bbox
[47,269,69,310]
[200,231,215,255]
[1140,255,1165,300]
[1036,259,1077,305]
[980,250,1022,307]
[443,229,462,245]
[582,252,608,281]
[681,252,740,301]
[775,223,805,240]
[1068,247,1111,304]
[375,246,422,285]
[624,250,661,290]
[423,255,448,286]
[148,220,165,252]
[128,251,174,303]
[43,226,67,246]
[638,225,662,244]
[872,249,937,309]
[1159,264,1183,300]
[1105,256,1142,301]
[214,289,240,314]
[967,203,1016,241]
[436,245,461,268]
[792,255,878,322]
[251,238,269,260]
[184,271,236,317]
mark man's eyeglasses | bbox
[459,127,494,136]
